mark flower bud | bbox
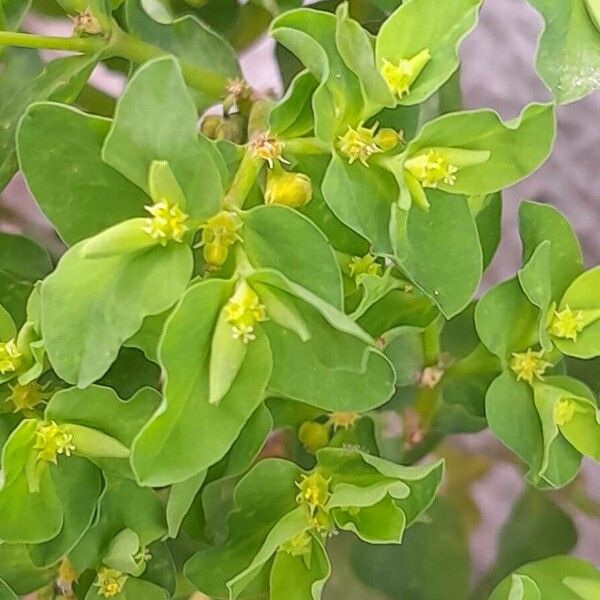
[374,128,402,151]
[215,114,246,144]
[200,115,223,139]
[203,242,230,268]
[298,421,330,453]
[265,170,312,208]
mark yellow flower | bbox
[338,123,382,167]
[265,170,313,208]
[72,8,103,36]
[404,149,458,188]
[549,305,585,341]
[34,421,76,464]
[200,210,242,269]
[510,348,551,385]
[554,398,576,427]
[295,471,331,515]
[328,412,360,431]
[308,508,334,535]
[0,338,21,375]
[94,568,127,598]
[224,281,268,344]
[348,254,382,282]
[250,131,288,168]
[142,201,189,246]
[6,382,49,413]
[281,530,312,557]
[380,49,432,99]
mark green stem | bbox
[0,28,228,99]
[421,318,441,366]
[283,137,330,155]
[224,151,263,209]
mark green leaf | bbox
[166,470,207,538]
[270,534,330,600]
[486,372,581,488]
[242,205,344,308]
[102,56,223,220]
[0,53,98,191]
[527,0,600,103]
[406,103,556,195]
[125,0,240,110]
[376,0,482,105]
[269,70,318,138]
[131,279,272,486]
[0,0,32,30]
[518,201,584,300]
[350,499,470,600]
[0,578,17,600]
[393,191,482,318]
[0,544,53,596]
[489,556,600,600]
[0,48,43,110]
[0,233,51,326]
[475,278,540,363]
[0,420,62,543]
[185,459,302,599]
[18,102,149,245]
[69,474,167,572]
[470,192,502,270]
[271,8,365,142]
[28,456,102,567]
[553,267,600,358]
[322,154,397,254]
[41,242,192,387]
[475,488,577,598]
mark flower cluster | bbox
[549,305,585,341]
[200,210,242,269]
[510,348,551,385]
[94,568,128,598]
[6,382,48,413]
[380,49,432,99]
[34,421,76,464]
[250,131,288,168]
[404,149,458,188]
[142,201,189,246]
[224,281,268,344]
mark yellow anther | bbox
[265,169,313,208]
[34,421,76,464]
[327,412,360,431]
[200,210,242,268]
[348,254,382,281]
[404,149,458,188]
[0,338,21,375]
[281,530,312,557]
[142,201,189,246]
[250,131,288,168]
[224,281,268,344]
[510,348,551,385]
[93,568,127,598]
[380,49,432,99]
[554,398,576,427]
[6,382,49,413]
[295,471,331,515]
[549,305,585,341]
[338,123,382,167]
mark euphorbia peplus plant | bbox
[0,0,600,598]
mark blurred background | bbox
[2,0,599,596]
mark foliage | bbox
[0,0,599,598]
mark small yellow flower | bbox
[224,281,268,344]
[34,421,76,464]
[510,348,551,385]
[296,471,331,515]
[554,398,576,427]
[348,254,382,282]
[0,338,21,375]
[338,123,382,167]
[265,170,313,208]
[380,49,432,99]
[549,305,585,341]
[328,412,360,431]
[72,8,103,36]
[6,382,49,413]
[404,149,458,188]
[142,201,189,246]
[200,210,242,269]
[298,421,331,454]
[94,568,127,598]
[281,530,312,556]
[308,508,334,535]
[250,131,289,168]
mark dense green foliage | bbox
[0,0,599,598]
